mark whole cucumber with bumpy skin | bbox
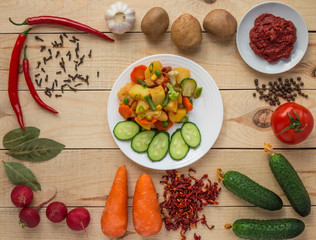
[221,170,283,210]
[232,218,305,239]
[269,153,311,217]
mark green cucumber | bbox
[147,131,169,161]
[222,170,283,210]
[232,218,305,239]
[169,129,189,160]
[113,121,141,140]
[131,130,157,153]
[180,78,197,97]
[181,122,201,148]
[269,153,311,217]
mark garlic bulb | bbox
[105,1,136,34]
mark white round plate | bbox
[107,54,223,170]
[236,1,308,74]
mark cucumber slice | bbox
[131,130,157,153]
[147,131,169,161]
[180,78,197,97]
[169,129,189,160]
[181,122,201,148]
[113,121,141,140]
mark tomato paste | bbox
[249,13,297,62]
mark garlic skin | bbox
[105,1,136,34]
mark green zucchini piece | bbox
[180,78,197,97]
[131,130,156,153]
[113,121,141,140]
[233,218,305,239]
[222,170,283,210]
[181,122,201,148]
[269,153,311,217]
[169,129,189,160]
[147,131,169,161]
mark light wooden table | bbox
[0,0,315,239]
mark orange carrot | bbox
[182,96,193,112]
[118,104,132,119]
[101,166,128,238]
[130,65,147,84]
[133,174,162,236]
[136,117,158,125]
[154,119,173,131]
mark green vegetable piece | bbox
[162,121,169,127]
[269,153,311,217]
[167,83,179,100]
[123,98,129,104]
[144,95,157,111]
[137,79,147,88]
[3,161,41,191]
[155,70,161,76]
[194,87,203,98]
[8,138,65,162]
[3,126,40,149]
[180,78,197,97]
[233,218,305,239]
[169,129,189,161]
[162,94,170,108]
[149,63,154,73]
[113,121,141,140]
[221,170,283,210]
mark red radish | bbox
[19,190,56,228]
[46,201,68,223]
[67,207,90,239]
[66,207,90,230]
[19,207,40,228]
[11,185,33,208]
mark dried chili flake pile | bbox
[160,168,221,240]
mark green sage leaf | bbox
[8,138,65,162]
[3,161,41,191]
[3,126,40,149]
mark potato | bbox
[203,9,237,40]
[151,85,165,106]
[141,7,169,39]
[163,100,178,113]
[144,61,162,79]
[128,84,150,100]
[172,67,190,85]
[169,109,187,123]
[171,14,202,50]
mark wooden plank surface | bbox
[1,0,316,239]
[1,0,316,33]
[1,90,316,149]
[0,33,316,91]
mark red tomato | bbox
[271,102,314,144]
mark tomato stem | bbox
[278,109,307,134]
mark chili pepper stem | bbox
[9,18,28,26]
[22,28,32,36]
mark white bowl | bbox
[107,54,223,170]
[236,1,308,74]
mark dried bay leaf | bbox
[3,161,41,191]
[3,126,40,149]
[8,138,65,162]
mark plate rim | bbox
[236,1,309,74]
[107,54,223,170]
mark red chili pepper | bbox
[23,46,58,114]
[9,16,114,42]
[8,28,32,130]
